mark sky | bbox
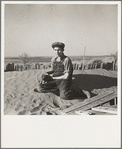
[4,3,118,57]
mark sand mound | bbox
[4,69,117,115]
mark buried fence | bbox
[5,61,117,72]
[72,62,117,71]
[4,63,52,72]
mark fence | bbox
[4,61,117,72]
[4,63,51,71]
[72,61,117,71]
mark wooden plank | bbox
[62,91,117,114]
[80,110,116,115]
[92,106,117,114]
[110,105,117,108]
[63,91,114,113]
[68,109,116,115]
[67,92,117,114]
[75,110,115,115]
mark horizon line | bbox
[5,55,113,58]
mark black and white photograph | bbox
[1,1,121,148]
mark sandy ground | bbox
[4,69,117,115]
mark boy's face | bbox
[54,47,63,57]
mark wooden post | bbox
[15,66,16,71]
[100,63,103,69]
[76,64,78,70]
[38,64,40,69]
[82,46,86,71]
[114,97,117,105]
[22,65,24,71]
[35,63,37,69]
[113,62,115,71]
[43,65,45,69]
[73,63,76,70]
[12,63,14,71]
[78,64,80,70]
[19,65,23,71]
[17,65,19,71]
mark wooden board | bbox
[62,91,117,114]
[62,91,113,113]
[68,109,116,115]
[92,106,117,114]
[68,107,117,115]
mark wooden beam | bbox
[62,91,117,114]
[82,46,86,71]
[63,91,113,113]
[92,106,117,114]
[68,93,117,114]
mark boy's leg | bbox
[56,79,90,100]
[56,80,72,100]
[34,80,58,93]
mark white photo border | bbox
[1,1,121,148]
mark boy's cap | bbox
[52,42,65,49]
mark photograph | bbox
[1,1,121,148]
[3,2,119,115]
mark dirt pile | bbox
[4,69,117,115]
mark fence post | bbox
[11,63,14,71]
[43,65,45,69]
[113,62,115,71]
[17,65,19,71]
[38,64,40,69]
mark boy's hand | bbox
[37,73,53,84]
[49,74,53,77]
[37,78,45,85]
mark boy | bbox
[34,42,90,99]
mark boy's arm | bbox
[46,70,54,75]
[52,72,69,80]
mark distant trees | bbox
[19,53,29,65]
[111,52,117,63]
[111,52,118,71]
[111,52,117,66]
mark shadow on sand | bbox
[72,74,117,91]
